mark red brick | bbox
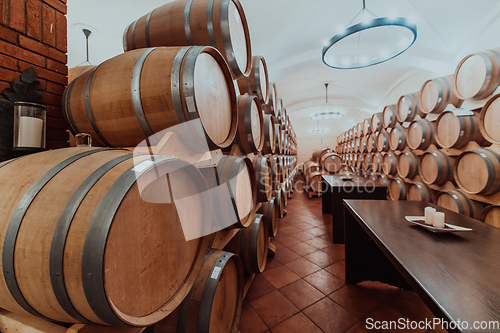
[42,0,65,14]
[0,53,18,70]
[46,80,64,94]
[0,25,18,44]
[0,39,46,67]
[18,35,66,63]
[48,46,66,63]
[46,104,62,117]
[46,58,67,75]
[46,127,67,141]
[42,4,55,47]
[55,10,65,52]
[41,90,62,105]
[0,1,8,26]
[47,139,69,149]
[46,115,67,128]
[0,67,20,82]
[38,78,46,90]
[10,0,26,33]
[0,80,11,93]
[26,0,41,40]
[18,60,67,85]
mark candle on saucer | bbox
[424,207,436,225]
[433,212,445,228]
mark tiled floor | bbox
[239,183,445,333]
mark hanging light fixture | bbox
[311,83,344,120]
[322,0,417,69]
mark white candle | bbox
[424,207,436,225]
[18,116,43,148]
[433,212,445,228]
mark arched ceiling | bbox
[67,0,500,161]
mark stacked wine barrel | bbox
[0,1,298,332]
[305,148,342,197]
[336,46,500,226]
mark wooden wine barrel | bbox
[0,148,212,326]
[303,161,320,178]
[389,178,408,201]
[407,119,436,150]
[258,198,278,237]
[307,171,322,193]
[454,47,500,100]
[274,124,282,154]
[356,154,365,170]
[281,185,288,207]
[68,65,96,84]
[236,94,264,154]
[237,56,269,104]
[357,122,364,138]
[376,130,390,152]
[371,153,383,173]
[276,99,283,124]
[366,171,378,183]
[371,112,383,132]
[312,148,331,162]
[382,105,397,128]
[382,151,398,175]
[363,118,372,135]
[435,111,487,148]
[154,249,244,333]
[225,214,268,274]
[352,125,358,139]
[366,134,377,153]
[408,182,435,203]
[364,153,372,171]
[360,136,368,153]
[322,153,342,173]
[273,190,285,218]
[420,151,455,185]
[378,174,391,187]
[480,93,500,144]
[454,148,500,195]
[252,156,272,203]
[419,75,463,114]
[123,0,252,79]
[280,130,287,155]
[265,82,278,117]
[398,151,419,179]
[271,156,283,191]
[353,139,360,153]
[389,124,406,151]
[63,46,237,149]
[436,190,484,219]
[480,205,500,228]
[397,92,422,123]
[262,114,276,155]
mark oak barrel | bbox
[382,151,398,175]
[258,198,278,237]
[123,0,252,78]
[356,154,365,170]
[398,151,419,179]
[237,56,269,104]
[397,92,422,123]
[382,105,397,128]
[408,182,435,203]
[262,114,276,155]
[435,111,487,148]
[454,148,500,195]
[225,214,268,274]
[436,190,484,219]
[389,124,406,151]
[480,205,500,228]
[479,93,500,144]
[273,190,285,218]
[68,66,96,84]
[357,122,364,138]
[376,129,390,152]
[236,94,264,154]
[454,47,500,100]
[0,148,212,326]
[378,174,391,187]
[363,118,372,135]
[407,119,436,150]
[252,156,272,203]
[389,178,408,201]
[63,46,238,150]
[312,148,332,162]
[364,153,373,171]
[371,153,383,173]
[266,82,279,117]
[366,134,377,153]
[321,153,342,173]
[306,171,322,193]
[360,136,368,153]
[420,151,455,185]
[371,112,383,132]
[419,75,463,114]
[154,250,244,333]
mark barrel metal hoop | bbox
[81,155,172,325]
[489,50,500,92]
[182,46,203,119]
[478,150,497,194]
[450,191,471,216]
[467,114,475,143]
[130,20,138,50]
[84,68,112,147]
[250,215,263,272]
[220,0,239,75]
[0,156,25,170]
[197,252,235,332]
[2,148,108,320]
[171,46,192,124]
[131,47,156,141]
[476,52,494,98]
[184,0,195,45]
[225,157,245,226]
[50,153,135,323]
[145,11,153,47]
[62,79,80,135]
[122,23,131,52]
[244,96,257,152]
[206,0,217,48]
[253,57,262,98]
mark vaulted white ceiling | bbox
[67,0,500,162]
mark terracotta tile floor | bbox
[239,188,444,333]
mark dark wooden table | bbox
[344,200,500,333]
[322,175,386,244]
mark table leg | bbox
[322,180,332,214]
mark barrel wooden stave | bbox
[382,105,397,128]
[237,56,269,104]
[236,94,265,154]
[389,124,406,151]
[407,119,436,150]
[321,153,342,173]
[420,151,456,186]
[436,111,487,148]
[419,75,463,114]
[398,151,419,179]
[258,199,278,237]
[389,178,408,201]
[382,152,398,175]
[454,148,500,195]
[408,182,436,203]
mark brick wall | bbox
[0,0,69,150]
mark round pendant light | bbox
[322,1,417,69]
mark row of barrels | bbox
[303,148,343,195]
[342,147,500,196]
[339,46,500,145]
